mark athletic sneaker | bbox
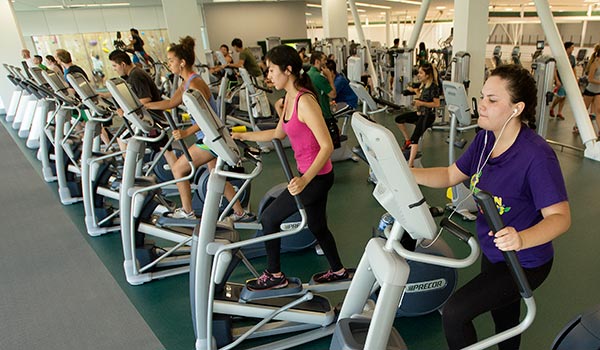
[313,269,350,283]
[246,270,288,291]
[167,208,197,219]
[229,210,256,223]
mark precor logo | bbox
[405,278,447,293]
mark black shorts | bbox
[583,89,600,97]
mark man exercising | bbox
[226,38,263,82]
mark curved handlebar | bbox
[473,191,533,298]
[160,111,193,162]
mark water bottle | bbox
[377,212,395,233]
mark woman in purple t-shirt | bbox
[412,65,571,349]
[232,45,349,291]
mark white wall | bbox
[16,6,167,36]
[0,1,28,113]
[203,2,307,52]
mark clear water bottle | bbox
[378,212,395,232]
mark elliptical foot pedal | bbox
[330,318,406,350]
[156,213,201,228]
[239,277,304,302]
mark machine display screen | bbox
[536,41,545,50]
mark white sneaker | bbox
[168,208,197,219]
[229,210,256,223]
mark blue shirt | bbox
[456,126,568,268]
[333,74,358,109]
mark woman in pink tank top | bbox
[233,45,349,291]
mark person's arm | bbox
[411,163,469,188]
[414,97,440,109]
[232,118,283,142]
[588,62,600,85]
[554,68,561,87]
[144,85,183,110]
[321,66,337,99]
[491,201,570,251]
[288,94,334,195]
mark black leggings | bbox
[262,171,343,274]
[443,255,552,350]
[395,111,435,144]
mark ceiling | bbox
[11,0,600,26]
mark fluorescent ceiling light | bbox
[436,6,446,10]
[505,8,513,11]
[307,3,322,8]
[387,0,422,5]
[347,8,366,12]
[305,12,312,15]
[355,2,391,9]
[39,2,129,9]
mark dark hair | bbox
[45,55,57,64]
[418,62,438,88]
[109,50,132,65]
[130,28,139,35]
[419,42,426,51]
[34,55,43,60]
[220,44,229,52]
[309,50,325,65]
[266,45,316,96]
[231,38,243,49]
[394,38,400,46]
[325,59,336,73]
[489,64,537,129]
[169,36,196,68]
[564,41,574,50]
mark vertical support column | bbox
[581,5,593,46]
[0,1,28,115]
[453,0,489,102]
[161,0,209,81]
[385,11,391,47]
[322,0,348,39]
[348,0,377,88]
[535,0,600,160]
[407,0,431,51]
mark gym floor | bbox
[1,104,599,350]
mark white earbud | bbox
[513,108,518,115]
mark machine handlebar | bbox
[474,191,533,298]
[272,139,304,211]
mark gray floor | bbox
[0,123,164,350]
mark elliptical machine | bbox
[331,113,536,350]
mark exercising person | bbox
[144,36,254,222]
[549,41,576,120]
[226,38,263,81]
[325,59,357,109]
[128,28,148,68]
[395,62,441,167]
[412,65,570,349]
[233,45,349,291]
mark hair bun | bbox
[180,36,195,50]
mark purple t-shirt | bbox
[456,125,568,268]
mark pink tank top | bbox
[282,90,333,175]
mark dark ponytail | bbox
[489,64,537,130]
[266,45,317,97]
